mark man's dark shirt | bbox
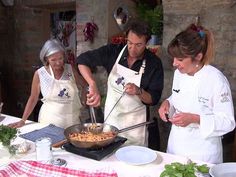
[76,43,164,106]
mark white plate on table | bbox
[209,162,236,177]
[115,145,157,165]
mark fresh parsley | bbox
[160,162,209,177]
[0,124,18,154]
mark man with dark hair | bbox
[76,20,163,148]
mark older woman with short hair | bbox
[8,39,86,129]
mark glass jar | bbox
[35,137,52,162]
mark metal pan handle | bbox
[118,120,154,133]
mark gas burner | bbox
[62,136,127,161]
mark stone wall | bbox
[0,4,9,103]
[75,0,136,97]
[0,4,15,114]
[0,1,51,118]
[76,0,136,55]
[162,0,236,104]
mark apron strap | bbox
[49,65,55,79]
[115,45,127,65]
[138,59,146,74]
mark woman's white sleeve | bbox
[200,77,235,138]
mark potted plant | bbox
[136,3,163,45]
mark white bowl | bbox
[209,162,236,177]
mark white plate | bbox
[115,145,157,165]
[209,162,236,177]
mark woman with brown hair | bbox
[158,24,235,163]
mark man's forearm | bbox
[78,64,96,86]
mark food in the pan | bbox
[88,124,102,132]
[88,124,99,129]
[69,131,115,142]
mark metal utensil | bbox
[86,86,103,134]
[104,91,125,122]
[0,102,5,122]
[165,113,170,122]
[88,106,103,134]
[0,102,3,114]
[117,120,154,133]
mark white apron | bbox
[105,45,147,146]
[38,65,82,129]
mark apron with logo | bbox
[105,45,147,145]
[38,65,82,129]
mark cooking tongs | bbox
[86,86,103,134]
[88,106,103,134]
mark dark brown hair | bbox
[168,24,214,65]
[126,20,151,43]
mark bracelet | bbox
[21,119,26,124]
[136,87,143,95]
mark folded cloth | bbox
[19,124,65,145]
[0,160,118,177]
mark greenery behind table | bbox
[136,2,163,44]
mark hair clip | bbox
[198,30,205,38]
[190,24,205,38]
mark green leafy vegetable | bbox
[0,124,18,154]
[160,162,209,177]
[196,164,209,173]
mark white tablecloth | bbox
[0,114,211,177]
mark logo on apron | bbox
[115,76,125,88]
[58,88,71,98]
[173,89,180,93]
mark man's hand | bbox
[124,83,140,95]
[87,85,101,107]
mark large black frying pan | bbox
[64,121,153,149]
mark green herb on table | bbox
[0,124,18,155]
[160,162,209,177]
